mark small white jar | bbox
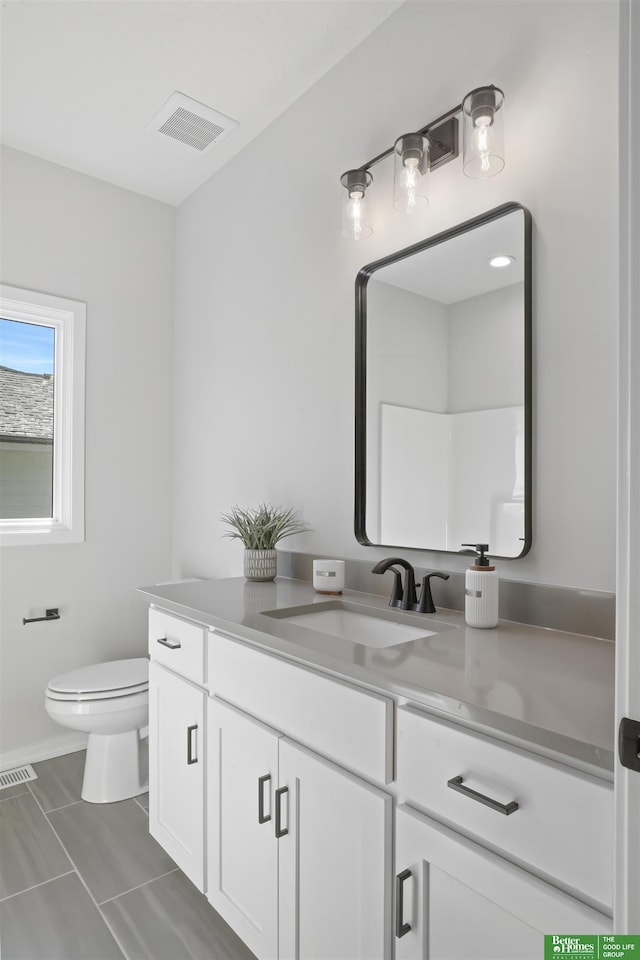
[313,559,345,595]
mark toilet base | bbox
[82,729,148,804]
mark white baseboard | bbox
[0,732,88,772]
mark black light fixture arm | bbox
[349,102,463,176]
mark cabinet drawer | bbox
[148,607,206,685]
[209,631,394,784]
[397,705,613,909]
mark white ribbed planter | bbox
[244,549,277,582]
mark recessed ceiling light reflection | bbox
[489,255,515,268]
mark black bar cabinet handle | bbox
[447,775,519,815]
[395,869,411,938]
[23,608,60,625]
[258,774,271,824]
[157,636,181,650]
[187,724,198,765]
[275,786,288,838]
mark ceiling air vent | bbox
[146,92,238,155]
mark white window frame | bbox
[0,284,86,545]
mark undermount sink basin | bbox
[262,600,447,648]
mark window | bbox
[0,285,86,545]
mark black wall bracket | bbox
[619,717,640,772]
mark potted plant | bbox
[220,503,310,581]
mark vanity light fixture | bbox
[462,86,505,179]
[489,254,515,268]
[340,85,504,239]
[340,169,374,240]
[393,133,430,213]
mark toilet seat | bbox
[46,684,148,702]
[46,658,149,702]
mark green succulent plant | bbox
[220,503,310,550]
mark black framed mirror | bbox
[355,202,532,559]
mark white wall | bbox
[0,147,175,763]
[367,281,449,413]
[448,284,524,412]
[367,282,524,549]
[173,0,617,592]
[366,281,447,541]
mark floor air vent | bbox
[147,91,238,155]
[0,764,37,791]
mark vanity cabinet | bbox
[207,692,393,960]
[144,597,614,960]
[148,609,207,891]
[395,804,610,960]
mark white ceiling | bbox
[0,1,403,206]
[370,210,525,304]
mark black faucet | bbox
[416,572,450,613]
[372,558,449,614]
[372,557,417,610]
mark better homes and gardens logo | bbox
[546,937,597,956]
[544,935,640,959]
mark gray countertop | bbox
[138,576,615,779]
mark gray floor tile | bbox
[0,793,71,899]
[48,797,176,904]
[101,870,256,960]
[136,792,150,812]
[30,750,86,811]
[0,872,124,959]
[0,784,30,800]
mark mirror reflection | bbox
[355,203,531,559]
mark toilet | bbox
[45,658,149,804]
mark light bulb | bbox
[472,117,494,176]
[346,196,367,238]
[340,169,373,239]
[399,158,420,210]
[462,86,505,180]
[393,134,429,213]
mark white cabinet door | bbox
[278,737,392,960]
[208,697,281,960]
[148,662,205,890]
[395,804,611,960]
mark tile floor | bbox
[0,751,256,960]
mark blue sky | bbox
[0,318,55,374]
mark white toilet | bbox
[45,658,149,804]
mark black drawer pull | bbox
[187,724,198,765]
[258,774,271,824]
[157,636,181,650]
[275,786,288,838]
[447,775,519,815]
[395,869,411,938]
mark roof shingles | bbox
[0,365,54,442]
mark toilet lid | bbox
[48,658,149,696]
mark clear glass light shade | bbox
[462,86,505,179]
[340,170,373,240]
[393,134,429,212]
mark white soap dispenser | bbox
[462,543,499,628]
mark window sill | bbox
[0,518,84,546]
